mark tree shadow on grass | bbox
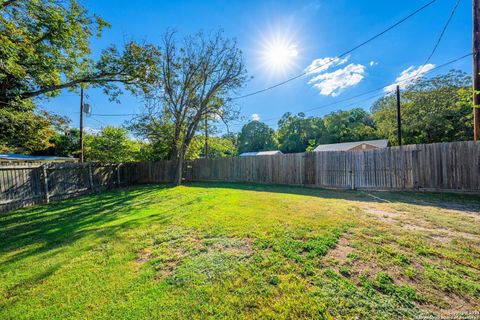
[0,184,176,267]
[183,181,480,211]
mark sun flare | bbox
[260,35,299,75]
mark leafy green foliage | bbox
[0,0,161,104]
[238,121,278,153]
[371,70,473,145]
[0,103,69,153]
[322,108,378,143]
[34,128,80,157]
[277,112,327,153]
[205,136,237,158]
[84,126,142,162]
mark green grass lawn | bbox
[1,183,479,319]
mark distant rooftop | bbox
[313,139,389,152]
[0,154,78,163]
[239,150,283,156]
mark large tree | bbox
[0,0,161,105]
[277,112,327,153]
[138,30,247,184]
[0,0,161,153]
[322,108,378,143]
[0,105,69,152]
[371,70,472,145]
[238,121,278,153]
[84,126,142,162]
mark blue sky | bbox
[43,0,471,134]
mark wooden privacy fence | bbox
[185,141,480,192]
[0,161,176,212]
[0,141,479,212]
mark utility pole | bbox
[79,87,84,163]
[473,0,480,141]
[204,115,209,158]
[396,85,402,146]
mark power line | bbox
[103,51,469,128]
[90,113,137,117]
[88,116,108,127]
[4,52,470,128]
[412,0,461,80]
[231,0,438,100]
[229,52,472,127]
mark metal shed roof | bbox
[239,150,283,156]
[0,154,78,162]
[313,139,389,152]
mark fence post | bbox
[88,163,94,192]
[41,164,50,203]
[117,163,121,186]
[148,162,152,183]
[350,153,355,190]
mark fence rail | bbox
[1,141,479,212]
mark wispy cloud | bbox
[369,60,378,67]
[84,127,100,135]
[251,113,260,121]
[304,56,349,75]
[384,64,435,93]
[307,62,366,97]
[305,55,366,96]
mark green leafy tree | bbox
[137,30,247,184]
[0,0,161,105]
[238,121,278,153]
[205,136,237,158]
[127,111,176,161]
[222,132,239,150]
[371,70,473,145]
[0,0,161,152]
[0,104,69,153]
[33,128,80,157]
[84,126,142,162]
[277,112,327,153]
[323,108,378,143]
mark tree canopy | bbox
[0,0,161,105]
[277,112,326,153]
[84,126,142,162]
[238,121,278,153]
[131,30,247,184]
[322,108,378,143]
[371,70,472,145]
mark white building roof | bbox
[239,150,283,156]
[313,139,389,152]
[0,154,78,162]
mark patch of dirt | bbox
[152,236,254,281]
[361,205,480,244]
[323,236,355,263]
[419,292,480,316]
[360,206,404,224]
[400,223,480,244]
[415,201,480,216]
[136,248,152,264]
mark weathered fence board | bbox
[185,141,480,192]
[0,160,180,212]
[1,141,479,212]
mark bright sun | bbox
[260,36,299,75]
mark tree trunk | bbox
[174,151,184,185]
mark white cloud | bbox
[369,60,378,67]
[307,63,366,97]
[304,56,349,74]
[83,127,100,135]
[384,64,435,93]
[251,113,260,121]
